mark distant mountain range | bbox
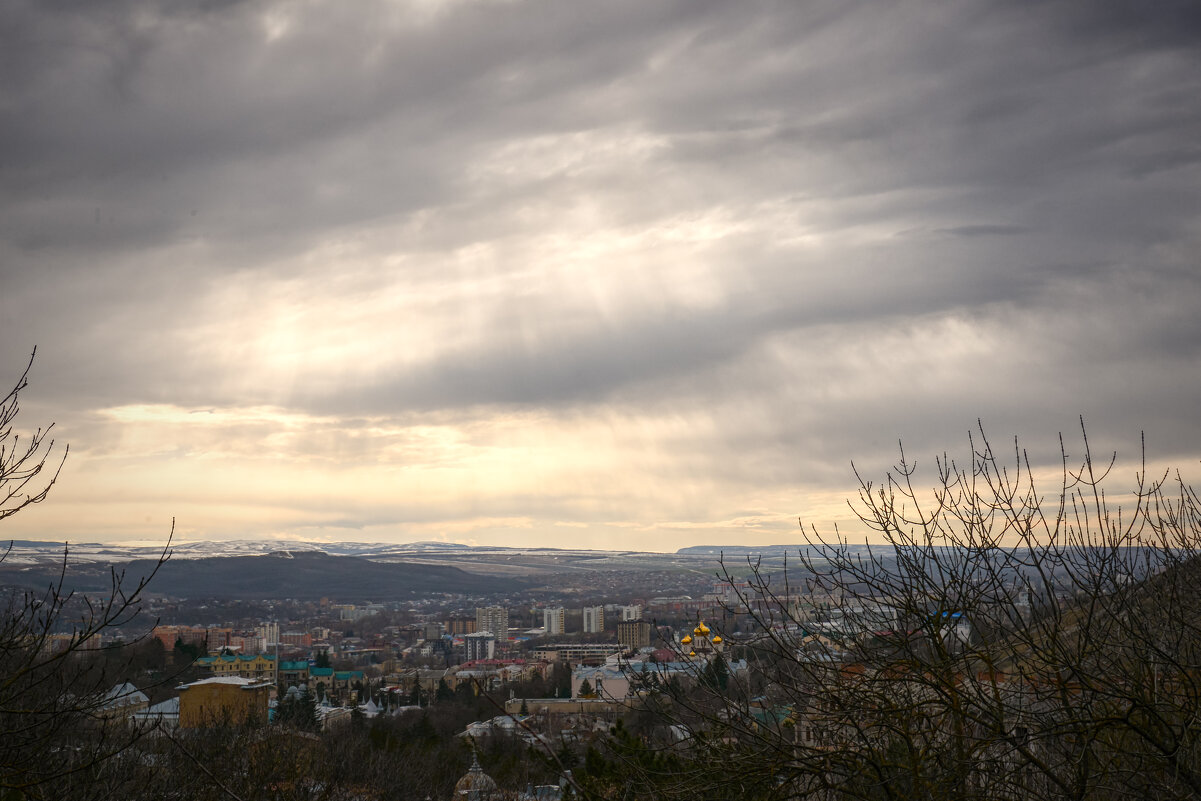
[0,538,480,567]
[0,549,517,600]
[676,544,813,556]
[3,537,813,566]
[0,538,821,600]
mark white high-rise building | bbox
[620,604,642,621]
[582,606,604,634]
[256,622,280,646]
[543,607,566,635]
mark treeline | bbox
[49,699,565,801]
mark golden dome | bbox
[680,634,693,645]
[455,753,498,797]
[697,622,711,635]
[688,650,696,657]
[692,627,702,636]
[712,635,723,644]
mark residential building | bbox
[196,653,278,683]
[41,633,76,656]
[151,626,178,649]
[309,666,334,697]
[543,607,566,636]
[96,681,149,720]
[303,666,366,703]
[572,664,630,699]
[256,622,280,647]
[205,627,233,650]
[178,676,272,728]
[620,604,643,621]
[279,631,312,648]
[278,660,310,689]
[152,624,209,650]
[475,606,509,639]
[532,643,623,664]
[231,634,265,653]
[463,632,496,661]
[389,667,452,697]
[130,697,180,730]
[338,669,368,701]
[582,606,604,634]
[446,615,477,635]
[572,654,749,700]
[617,620,652,650]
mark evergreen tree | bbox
[173,638,204,662]
[700,652,728,692]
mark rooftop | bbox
[179,676,274,690]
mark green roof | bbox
[280,660,310,671]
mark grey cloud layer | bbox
[2,0,1200,537]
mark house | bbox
[130,696,180,730]
[96,681,149,720]
[333,669,365,700]
[278,660,311,689]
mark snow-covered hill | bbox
[0,538,482,567]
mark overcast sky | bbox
[2,0,1200,550]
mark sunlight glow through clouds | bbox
[2,1,1199,550]
[41,400,819,546]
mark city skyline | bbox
[2,1,1200,551]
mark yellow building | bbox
[196,652,278,682]
[178,676,273,728]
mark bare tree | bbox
[0,351,171,800]
[0,350,65,524]
[579,423,1201,801]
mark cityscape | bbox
[11,505,1200,799]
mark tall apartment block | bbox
[617,620,652,650]
[463,632,496,661]
[475,606,509,639]
[543,607,566,635]
[620,604,643,621]
[256,622,280,647]
[582,605,605,634]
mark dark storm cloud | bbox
[1,0,1200,545]
[935,225,1029,238]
